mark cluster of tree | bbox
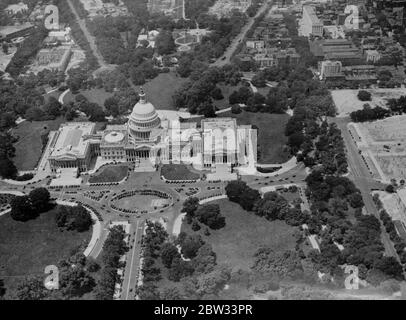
[225,180,307,227]
[173,65,241,115]
[252,247,308,280]
[55,205,93,232]
[225,180,260,212]
[182,197,226,230]
[373,194,406,264]
[10,188,51,222]
[55,252,97,299]
[313,214,404,283]
[185,0,216,20]
[254,191,307,227]
[87,16,141,65]
[0,131,17,179]
[103,88,139,117]
[387,95,406,114]
[74,94,106,122]
[10,251,98,300]
[350,104,390,122]
[177,10,247,68]
[25,96,64,121]
[357,90,372,101]
[312,122,348,175]
[94,226,128,300]
[301,166,404,284]
[136,220,168,300]
[305,171,363,206]
[6,26,48,76]
[287,117,347,176]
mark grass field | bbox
[224,111,291,164]
[0,206,91,291]
[143,72,188,110]
[11,117,65,171]
[88,164,129,183]
[161,164,200,181]
[181,199,297,271]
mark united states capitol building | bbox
[47,90,257,175]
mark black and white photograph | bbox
[0,0,406,308]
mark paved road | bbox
[211,1,270,67]
[333,117,399,259]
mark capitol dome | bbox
[128,89,161,141]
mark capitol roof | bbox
[130,89,158,120]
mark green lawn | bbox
[143,72,188,110]
[182,199,297,271]
[89,164,128,183]
[88,164,129,183]
[0,206,91,291]
[161,164,200,181]
[225,111,291,164]
[11,117,65,171]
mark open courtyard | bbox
[350,115,406,181]
[332,88,406,117]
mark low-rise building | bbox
[318,60,343,79]
[299,5,323,38]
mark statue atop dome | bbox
[139,87,146,103]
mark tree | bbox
[192,244,217,274]
[168,256,195,282]
[0,278,6,298]
[194,203,226,230]
[348,192,364,209]
[2,42,8,55]
[183,196,199,223]
[161,286,183,300]
[59,265,95,297]
[14,276,49,300]
[357,90,372,101]
[155,30,176,56]
[0,157,17,179]
[385,184,395,193]
[29,187,50,213]
[180,234,205,259]
[10,196,35,222]
[161,242,181,268]
[137,282,160,300]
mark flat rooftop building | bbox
[48,123,99,173]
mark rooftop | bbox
[50,123,95,160]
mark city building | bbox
[147,0,186,20]
[48,122,100,173]
[365,49,381,63]
[310,39,365,65]
[318,60,344,80]
[253,47,300,69]
[47,90,257,173]
[299,5,324,37]
[208,0,252,18]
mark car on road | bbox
[221,56,226,60]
